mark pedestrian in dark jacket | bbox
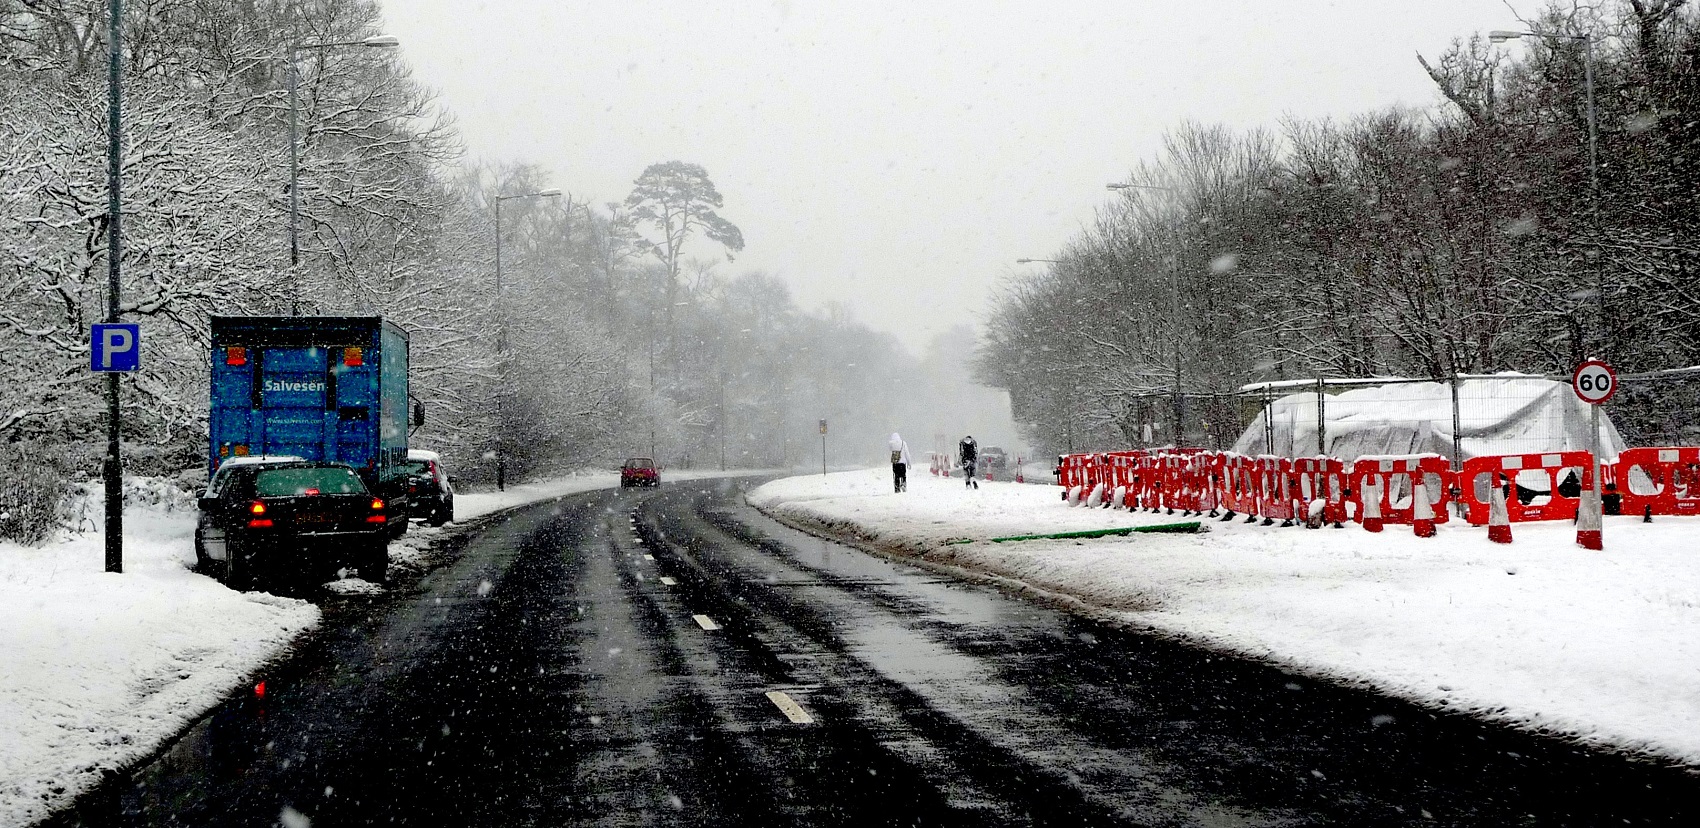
[959,435,979,489]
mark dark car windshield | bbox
[398,460,433,476]
[254,467,368,497]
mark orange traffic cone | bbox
[1487,481,1513,544]
[1576,482,1603,550]
[1412,478,1437,538]
[1360,477,1384,533]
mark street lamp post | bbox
[1487,29,1597,193]
[287,34,399,315]
[492,188,562,490]
[1105,182,1173,193]
[104,0,123,573]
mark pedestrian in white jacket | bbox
[888,433,912,493]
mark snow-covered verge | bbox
[749,468,1700,767]
[0,466,769,826]
[0,479,317,826]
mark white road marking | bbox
[764,691,815,724]
[659,576,677,586]
[692,614,720,631]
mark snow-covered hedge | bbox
[0,445,72,546]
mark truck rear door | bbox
[256,347,333,460]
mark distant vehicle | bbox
[621,457,660,488]
[981,446,1009,471]
[401,449,456,526]
[208,316,419,539]
[194,458,390,590]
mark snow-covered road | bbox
[0,468,759,826]
[750,468,1700,767]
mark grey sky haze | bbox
[381,0,1529,353]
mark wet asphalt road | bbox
[50,476,1700,826]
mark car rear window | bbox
[254,467,368,497]
[625,458,655,469]
[398,460,432,476]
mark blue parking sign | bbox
[91,323,141,372]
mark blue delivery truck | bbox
[208,316,417,536]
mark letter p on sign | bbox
[91,323,141,372]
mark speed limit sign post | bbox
[1572,359,1615,550]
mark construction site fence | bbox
[1103,369,1700,461]
[1052,447,1700,528]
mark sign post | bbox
[91,322,139,574]
[1571,359,1616,550]
[819,419,828,476]
[102,0,125,574]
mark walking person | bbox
[888,432,912,493]
[959,435,979,489]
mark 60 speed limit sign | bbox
[1572,359,1618,405]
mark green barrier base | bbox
[943,521,1202,545]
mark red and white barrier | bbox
[1292,457,1348,528]
[1048,443,1693,547]
[1348,455,1453,527]
[1459,451,1592,525]
[1256,456,1296,526]
[1612,447,1700,518]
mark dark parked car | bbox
[401,449,455,526]
[621,457,660,488]
[195,458,390,589]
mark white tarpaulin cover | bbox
[1231,377,1626,463]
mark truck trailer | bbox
[208,316,416,536]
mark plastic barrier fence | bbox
[1457,451,1591,525]
[1611,447,1700,517]
[1291,456,1348,525]
[1347,455,1453,526]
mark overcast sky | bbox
[381,0,1529,354]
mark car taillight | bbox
[303,487,320,496]
[225,347,247,366]
[368,498,387,523]
[249,501,267,515]
[248,501,272,528]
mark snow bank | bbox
[0,479,318,826]
[750,468,1700,766]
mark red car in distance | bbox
[620,457,660,488]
